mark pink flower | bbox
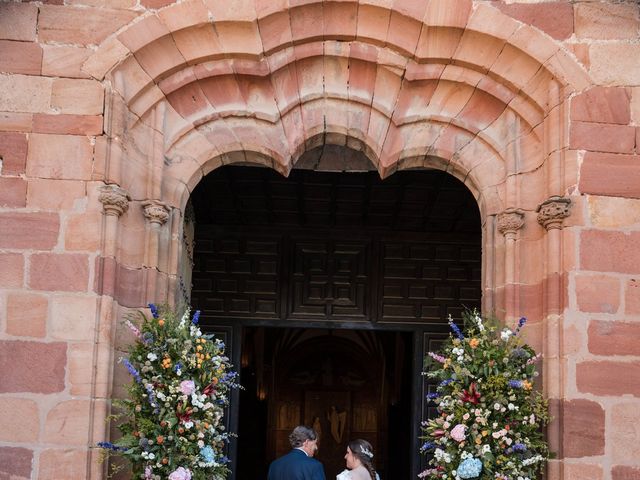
[180,380,196,395]
[450,423,466,442]
[168,467,192,480]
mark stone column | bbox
[497,208,525,321]
[537,195,571,475]
[142,199,171,303]
[93,184,130,479]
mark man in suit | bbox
[268,425,326,480]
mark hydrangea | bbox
[457,458,482,479]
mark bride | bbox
[336,439,379,480]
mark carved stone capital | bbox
[497,208,525,237]
[537,196,571,230]
[99,185,130,217]
[142,200,170,226]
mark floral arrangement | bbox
[98,304,239,480]
[419,310,550,480]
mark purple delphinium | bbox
[448,319,464,340]
[148,303,159,319]
[420,442,436,453]
[192,310,201,325]
[121,358,141,383]
[512,443,527,452]
[508,380,523,389]
[97,441,127,452]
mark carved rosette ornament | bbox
[142,199,171,226]
[537,196,571,230]
[497,208,525,237]
[99,185,130,217]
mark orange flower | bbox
[156,435,164,444]
[523,380,533,390]
[158,319,165,327]
[469,338,480,349]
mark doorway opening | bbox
[188,159,482,478]
[236,326,414,479]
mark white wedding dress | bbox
[337,467,380,480]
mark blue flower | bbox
[148,303,159,318]
[121,358,141,383]
[174,362,183,373]
[439,379,454,387]
[518,316,527,329]
[512,442,527,452]
[145,383,159,414]
[457,457,482,479]
[448,319,464,340]
[420,442,436,453]
[426,392,439,400]
[142,332,154,345]
[508,380,523,388]
[97,441,127,452]
[192,310,201,325]
[200,445,216,463]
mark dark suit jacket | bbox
[267,448,326,480]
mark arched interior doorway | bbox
[188,158,482,479]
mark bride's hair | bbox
[348,439,376,480]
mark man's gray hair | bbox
[288,425,317,448]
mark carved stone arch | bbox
[84,3,595,479]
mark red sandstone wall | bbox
[0,1,639,479]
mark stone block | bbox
[570,122,635,154]
[0,212,60,250]
[44,400,91,446]
[50,296,97,341]
[0,177,27,207]
[0,253,24,288]
[258,11,293,53]
[0,112,32,133]
[67,343,95,396]
[580,153,640,199]
[564,463,602,480]
[115,265,147,308]
[0,131,28,174]
[33,113,103,136]
[0,3,38,41]
[0,397,39,442]
[493,1,574,40]
[577,361,640,397]
[81,37,130,80]
[581,230,640,274]
[575,274,619,314]
[575,2,640,40]
[0,447,33,479]
[0,340,66,394]
[613,466,640,480]
[38,5,137,45]
[0,40,42,75]
[50,78,104,115]
[590,44,640,86]
[38,449,89,480]
[0,75,52,114]
[588,320,640,356]
[29,253,89,292]
[587,196,640,229]
[626,278,640,315]
[571,87,631,125]
[65,211,102,251]
[26,133,93,180]
[42,45,92,79]
[27,178,87,211]
[6,292,48,338]
[562,399,605,458]
[611,402,640,463]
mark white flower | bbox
[508,403,515,410]
[501,329,513,341]
[184,421,194,429]
[494,403,501,410]
[482,444,491,454]
[147,353,157,361]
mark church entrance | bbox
[235,327,414,479]
[188,159,481,479]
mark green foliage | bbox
[420,310,550,480]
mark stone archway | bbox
[87,2,593,478]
